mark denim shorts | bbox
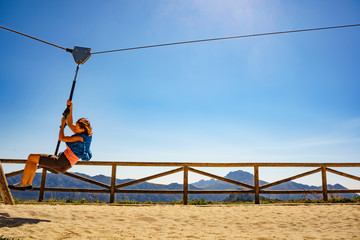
[38,152,71,173]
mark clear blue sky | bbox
[1,1,360,188]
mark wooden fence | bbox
[1,159,360,204]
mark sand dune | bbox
[1,204,359,239]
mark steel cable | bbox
[0,25,68,51]
[1,24,360,56]
[91,23,360,55]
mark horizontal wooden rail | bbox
[28,188,256,194]
[1,159,360,205]
[188,190,254,194]
[26,188,360,195]
[2,159,360,167]
[327,189,360,194]
[29,188,184,194]
[31,187,110,193]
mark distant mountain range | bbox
[7,170,357,202]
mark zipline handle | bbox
[62,64,80,118]
[54,63,80,156]
[62,46,91,117]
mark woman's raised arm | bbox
[59,117,83,142]
[66,100,77,134]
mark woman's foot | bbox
[8,183,33,191]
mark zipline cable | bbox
[0,25,71,52]
[1,23,360,56]
[92,23,360,55]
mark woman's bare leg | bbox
[20,154,40,186]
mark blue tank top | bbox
[66,133,92,161]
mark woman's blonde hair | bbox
[77,118,92,136]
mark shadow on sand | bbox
[0,213,51,228]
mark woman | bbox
[9,100,92,191]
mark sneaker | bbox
[8,183,33,191]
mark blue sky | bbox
[1,1,360,188]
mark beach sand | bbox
[0,204,359,239]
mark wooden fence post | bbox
[0,161,15,205]
[254,166,260,204]
[321,166,328,202]
[38,169,47,202]
[183,166,188,205]
[110,164,116,203]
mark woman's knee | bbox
[28,154,40,164]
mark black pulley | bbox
[71,46,91,64]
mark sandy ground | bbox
[0,204,359,240]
